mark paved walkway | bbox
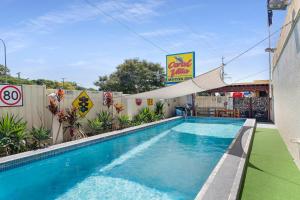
[241,128,300,200]
[257,122,276,129]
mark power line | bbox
[85,0,292,82]
[157,0,221,57]
[108,1,292,72]
[231,68,269,83]
[83,0,169,54]
[109,0,198,54]
[224,21,293,67]
[172,16,220,57]
[109,0,175,49]
[105,0,220,57]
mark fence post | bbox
[250,97,253,118]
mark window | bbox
[294,20,300,54]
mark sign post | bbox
[166,52,195,84]
[0,85,23,107]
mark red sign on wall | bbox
[135,98,142,106]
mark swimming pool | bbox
[0,117,245,200]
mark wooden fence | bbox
[0,85,47,129]
[0,85,179,139]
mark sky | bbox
[0,0,287,88]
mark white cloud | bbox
[108,0,164,22]
[23,0,164,32]
[140,28,183,37]
[1,0,166,53]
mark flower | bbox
[114,103,124,114]
[56,89,65,102]
[104,92,113,108]
[57,110,67,123]
[48,98,59,115]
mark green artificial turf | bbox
[241,128,300,200]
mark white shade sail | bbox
[125,67,226,99]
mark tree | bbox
[94,59,165,94]
[0,64,10,75]
[0,64,92,90]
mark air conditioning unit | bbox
[268,0,289,10]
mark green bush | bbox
[87,118,103,135]
[0,114,28,156]
[117,115,131,129]
[29,127,51,149]
[133,107,157,124]
[97,110,113,130]
[87,110,113,135]
[154,101,165,120]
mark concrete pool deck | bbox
[241,127,300,200]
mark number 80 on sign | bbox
[0,85,23,107]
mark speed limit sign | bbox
[0,85,23,107]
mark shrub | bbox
[154,101,165,119]
[117,115,131,129]
[0,114,27,156]
[97,110,112,131]
[87,118,103,135]
[57,107,85,142]
[133,107,157,124]
[87,110,113,135]
[29,127,51,149]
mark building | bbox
[272,0,300,167]
[202,80,269,97]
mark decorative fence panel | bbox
[196,96,270,121]
[233,98,251,118]
[251,97,269,121]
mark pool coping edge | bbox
[194,118,256,200]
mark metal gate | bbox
[233,97,270,121]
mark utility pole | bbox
[16,72,21,79]
[61,78,66,89]
[222,56,225,66]
[0,38,7,83]
[221,56,225,81]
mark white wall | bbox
[195,96,232,108]
[46,89,123,129]
[272,5,300,167]
[123,96,184,119]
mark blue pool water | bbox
[0,117,245,200]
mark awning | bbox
[125,67,226,99]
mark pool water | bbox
[0,117,245,200]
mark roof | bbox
[232,80,269,86]
[206,80,269,93]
